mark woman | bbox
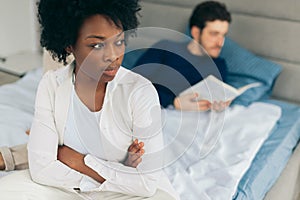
[0,0,178,199]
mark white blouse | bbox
[64,86,102,157]
[27,66,179,199]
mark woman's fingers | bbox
[127,139,136,151]
[125,139,145,167]
[130,149,145,161]
[131,157,142,168]
[129,140,144,152]
[128,139,139,152]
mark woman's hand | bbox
[124,139,145,168]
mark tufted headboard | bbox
[137,0,300,104]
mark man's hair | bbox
[38,0,141,64]
[189,1,231,30]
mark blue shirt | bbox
[132,40,228,107]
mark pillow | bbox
[220,37,282,106]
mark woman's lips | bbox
[103,67,118,76]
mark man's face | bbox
[197,20,229,58]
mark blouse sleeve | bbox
[28,72,88,190]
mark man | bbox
[0,0,231,172]
[134,0,231,111]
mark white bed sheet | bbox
[162,103,281,200]
[0,68,41,147]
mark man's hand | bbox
[124,139,144,168]
[174,93,211,111]
[210,100,232,112]
[0,153,5,170]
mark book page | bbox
[179,75,261,102]
[237,82,262,94]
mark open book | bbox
[179,75,261,102]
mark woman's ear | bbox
[190,26,201,40]
[64,46,75,65]
[65,46,73,54]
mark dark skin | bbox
[124,139,145,168]
[0,153,4,170]
[56,14,144,183]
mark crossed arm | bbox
[57,139,144,184]
[0,134,144,174]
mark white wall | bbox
[0,0,39,57]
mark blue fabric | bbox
[234,100,300,200]
[122,48,146,70]
[125,40,228,108]
[220,38,282,106]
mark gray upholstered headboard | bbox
[138,0,300,104]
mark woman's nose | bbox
[103,44,118,63]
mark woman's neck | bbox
[74,69,107,112]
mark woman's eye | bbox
[93,43,105,49]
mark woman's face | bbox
[71,14,125,83]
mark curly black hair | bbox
[38,0,141,65]
[189,1,231,30]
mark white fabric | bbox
[0,170,174,200]
[0,68,42,148]
[162,102,281,200]
[26,65,178,199]
[63,86,102,156]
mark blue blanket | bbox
[234,99,300,200]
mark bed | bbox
[0,58,299,200]
[0,0,299,199]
